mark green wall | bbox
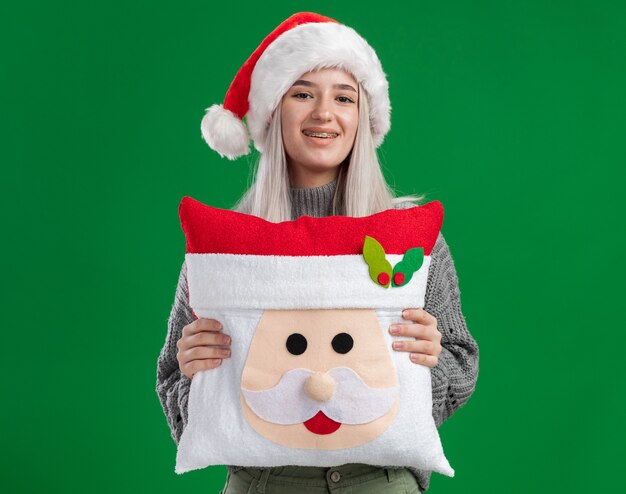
[2,1,625,492]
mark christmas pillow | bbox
[175,197,453,477]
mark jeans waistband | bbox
[234,464,400,490]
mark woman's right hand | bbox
[176,318,231,379]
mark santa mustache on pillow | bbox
[175,196,453,477]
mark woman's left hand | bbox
[389,308,442,368]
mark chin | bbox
[302,155,348,171]
[308,162,343,172]
[286,150,351,179]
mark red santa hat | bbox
[200,12,391,160]
[179,197,443,312]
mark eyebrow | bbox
[291,79,358,93]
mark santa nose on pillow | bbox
[240,308,400,449]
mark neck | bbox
[288,167,339,189]
[289,178,338,219]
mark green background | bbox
[2,0,625,492]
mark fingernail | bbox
[221,349,231,357]
[393,341,403,350]
[389,325,400,335]
[222,336,231,344]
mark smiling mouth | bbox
[303,411,342,435]
[302,130,339,139]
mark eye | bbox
[286,333,307,355]
[336,96,355,104]
[331,332,354,354]
[293,92,312,99]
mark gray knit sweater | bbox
[156,180,479,491]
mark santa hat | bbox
[179,197,443,312]
[200,12,391,160]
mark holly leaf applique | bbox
[362,236,393,287]
[392,247,424,287]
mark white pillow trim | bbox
[186,253,431,311]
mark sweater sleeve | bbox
[156,260,195,444]
[425,232,479,427]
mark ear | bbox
[392,248,424,287]
[362,236,393,288]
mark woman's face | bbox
[281,68,359,186]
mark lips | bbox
[302,129,339,138]
[303,410,342,435]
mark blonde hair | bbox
[233,83,423,222]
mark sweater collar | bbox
[289,179,337,219]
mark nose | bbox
[311,98,332,122]
[304,372,337,402]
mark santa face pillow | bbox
[175,197,453,477]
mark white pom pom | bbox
[200,104,250,160]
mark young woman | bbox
[157,12,478,493]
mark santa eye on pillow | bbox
[175,196,453,477]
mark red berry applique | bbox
[393,272,405,286]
